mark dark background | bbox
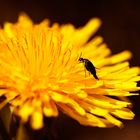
[0,0,140,140]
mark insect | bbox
[78,57,99,80]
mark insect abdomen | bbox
[90,69,99,80]
[85,60,99,80]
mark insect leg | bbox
[84,67,87,78]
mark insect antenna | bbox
[77,51,82,63]
[79,52,82,58]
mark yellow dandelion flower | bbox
[0,14,139,130]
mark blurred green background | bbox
[0,0,140,140]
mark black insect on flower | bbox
[78,57,99,80]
